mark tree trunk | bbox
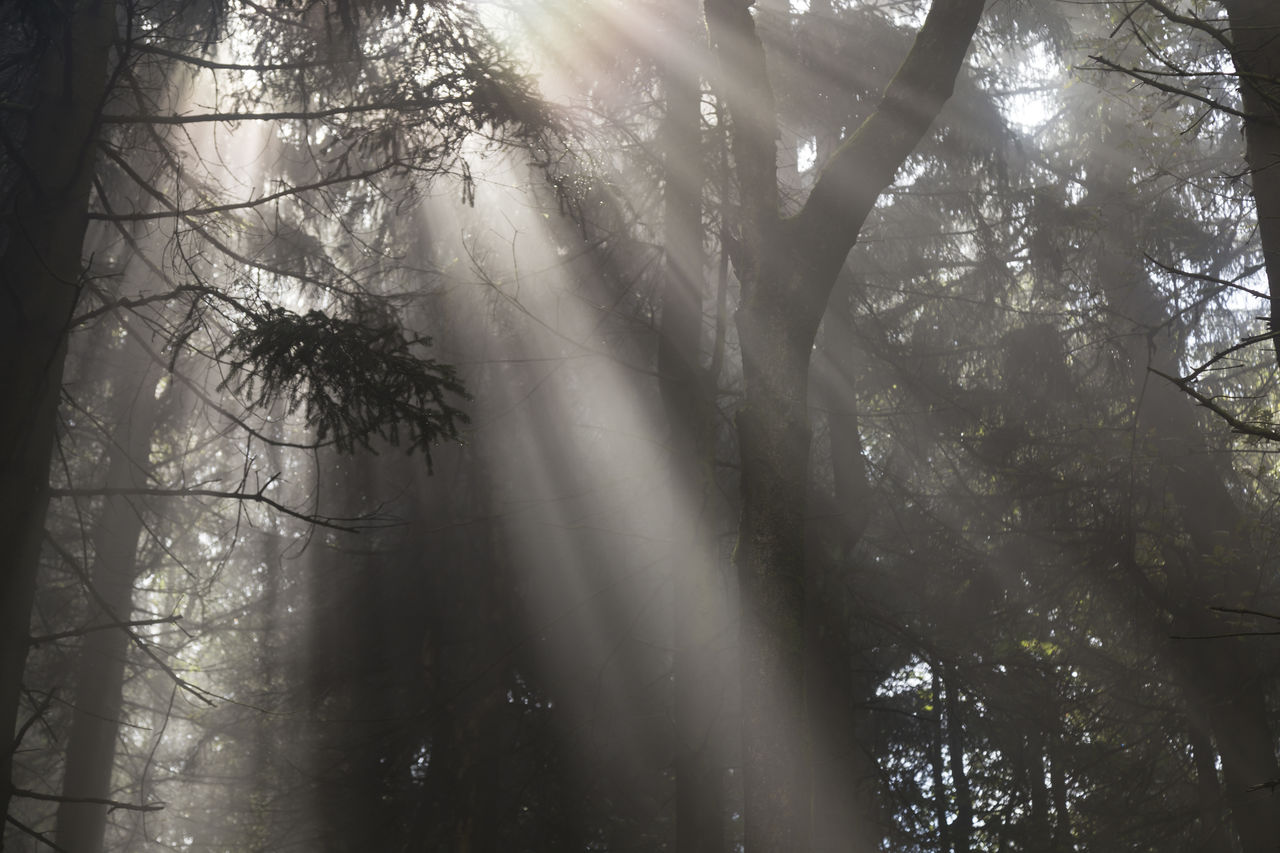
[1,0,117,828]
[1220,0,1280,364]
[660,1,727,851]
[1089,110,1280,853]
[1048,737,1072,853]
[702,1,984,848]
[929,670,951,853]
[54,355,161,853]
[1189,720,1231,853]
[808,299,884,853]
[944,673,972,853]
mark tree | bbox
[1,2,119,825]
[702,0,985,848]
[2,0,541,840]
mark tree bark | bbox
[659,2,727,852]
[702,1,984,849]
[54,356,161,853]
[1219,0,1280,364]
[944,673,972,853]
[808,299,884,853]
[1,0,117,829]
[929,670,951,853]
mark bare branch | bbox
[1083,54,1257,123]
[1142,0,1235,54]
[10,788,164,813]
[88,160,402,222]
[29,616,184,647]
[6,814,72,853]
[48,486,393,532]
[1144,254,1268,300]
[1150,366,1280,441]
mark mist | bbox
[3,1,1279,852]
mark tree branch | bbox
[48,485,391,532]
[6,814,72,853]
[29,616,183,647]
[100,96,469,125]
[1084,54,1256,122]
[795,0,987,269]
[88,159,401,222]
[10,787,164,812]
[1150,366,1280,441]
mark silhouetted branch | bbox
[10,788,164,812]
[49,485,391,532]
[29,615,184,646]
[6,814,72,853]
[1150,367,1280,442]
[88,160,402,222]
[43,537,219,707]
[1142,0,1234,54]
[1144,255,1268,300]
[101,96,471,125]
[1084,55,1255,122]
[129,41,394,72]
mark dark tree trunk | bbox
[1,0,117,826]
[1048,737,1072,853]
[701,1,984,849]
[808,288,883,853]
[1189,720,1231,853]
[944,673,972,853]
[54,357,161,853]
[1220,0,1280,364]
[659,2,727,851]
[929,670,951,853]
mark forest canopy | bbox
[2,1,1279,851]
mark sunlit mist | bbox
[5,0,1279,852]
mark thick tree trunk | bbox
[702,1,984,849]
[1,0,116,828]
[1219,0,1280,364]
[55,357,161,853]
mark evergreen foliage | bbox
[221,306,470,462]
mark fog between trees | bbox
[3,0,1280,851]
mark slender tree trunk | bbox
[929,670,951,853]
[1189,721,1231,853]
[702,1,984,849]
[1048,737,1072,853]
[1219,0,1280,364]
[807,301,883,853]
[944,673,972,853]
[1,0,116,828]
[54,353,161,853]
[660,2,727,851]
